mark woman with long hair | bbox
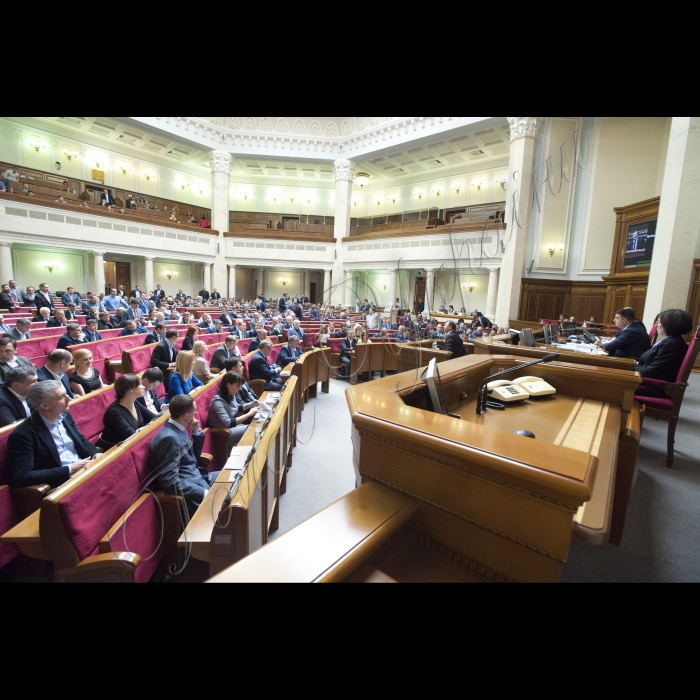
[192,340,214,384]
[70,348,106,397]
[96,374,156,452]
[208,372,261,449]
[165,351,203,403]
[182,325,198,352]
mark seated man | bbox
[33,307,52,324]
[120,319,147,336]
[57,324,86,350]
[37,349,76,399]
[83,318,102,343]
[145,323,167,346]
[136,368,167,416]
[98,311,116,331]
[0,337,35,384]
[7,318,32,342]
[211,336,239,372]
[150,394,219,518]
[64,303,80,322]
[0,315,12,335]
[249,340,284,391]
[287,320,305,343]
[82,294,100,315]
[596,308,651,358]
[47,310,68,329]
[339,330,357,377]
[278,335,302,367]
[8,380,100,489]
[207,320,225,335]
[249,329,268,354]
[150,329,179,391]
[219,310,238,327]
[0,366,37,428]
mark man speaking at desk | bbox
[596,308,651,359]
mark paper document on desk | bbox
[258,402,273,419]
[224,447,249,471]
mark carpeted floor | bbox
[272,374,700,583]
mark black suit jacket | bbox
[101,193,116,206]
[199,290,210,301]
[8,411,97,489]
[445,331,467,359]
[150,341,178,389]
[35,293,56,313]
[136,390,163,415]
[56,334,85,351]
[0,386,29,427]
[636,336,689,384]
[279,344,302,366]
[0,292,18,309]
[210,346,234,371]
[604,321,651,359]
[36,365,76,399]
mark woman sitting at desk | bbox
[635,309,694,397]
[166,352,203,403]
[208,372,261,449]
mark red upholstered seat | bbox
[0,427,17,485]
[70,388,116,444]
[127,429,160,486]
[0,486,19,569]
[100,494,165,584]
[635,395,674,411]
[238,339,251,356]
[57,454,141,562]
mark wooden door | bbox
[310,283,317,304]
[116,263,131,297]
[104,261,117,293]
[414,277,426,314]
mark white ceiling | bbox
[38,116,510,187]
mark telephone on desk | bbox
[487,376,557,403]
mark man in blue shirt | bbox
[61,288,81,306]
[101,288,129,314]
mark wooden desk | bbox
[345,356,641,582]
[180,378,298,577]
[1,511,50,561]
[473,339,638,373]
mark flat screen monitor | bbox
[562,322,577,331]
[521,328,536,348]
[421,358,449,416]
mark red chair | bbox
[635,325,700,468]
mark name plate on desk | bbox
[280,371,292,378]
[223,447,248,480]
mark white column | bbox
[333,159,355,306]
[94,252,106,297]
[228,265,237,300]
[304,272,311,300]
[203,263,212,294]
[252,269,262,297]
[644,117,700,330]
[323,269,332,304]
[0,242,14,285]
[495,117,543,326]
[343,270,352,307]
[144,256,154,294]
[486,267,500,318]
[210,150,232,294]
[425,268,435,318]
[388,268,398,321]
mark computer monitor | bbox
[521,328,536,348]
[422,358,449,416]
[562,322,577,331]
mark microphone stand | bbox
[475,354,560,415]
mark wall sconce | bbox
[451,184,463,194]
[164,271,179,281]
[548,243,566,257]
[494,176,508,190]
[27,139,48,152]
[119,164,133,176]
[352,200,360,207]
[461,283,476,293]
[44,263,61,274]
[62,148,79,161]
[144,172,157,181]
[413,191,423,200]
[373,198,382,207]
[431,188,442,197]
[356,173,370,188]
[279,278,290,287]
[288,197,295,204]
[387,196,397,204]
[472,178,486,191]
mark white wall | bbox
[12,245,88,294]
[152,262,194,297]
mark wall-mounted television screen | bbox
[624,219,657,269]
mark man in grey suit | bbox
[0,337,35,384]
[150,394,220,518]
[6,319,32,342]
[8,281,25,306]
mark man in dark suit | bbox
[136,368,167,416]
[219,311,237,327]
[278,295,288,313]
[278,336,302,367]
[0,366,37,428]
[153,285,166,308]
[175,290,187,302]
[101,189,117,207]
[445,322,467,359]
[0,337,36,384]
[61,288,81,306]
[1,285,22,311]
[83,318,102,343]
[82,295,100,315]
[120,320,147,336]
[46,310,68,329]
[98,311,117,331]
[36,350,76,399]
[119,299,142,327]
[6,319,32,342]
[150,394,219,518]
[339,330,358,378]
[199,288,210,302]
[211,289,222,302]
[597,309,651,359]
[150,330,179,391]
[145,323,167,346]
[249,340,284,391]
[210,337,238,373]
[8,380,100,489]
[56,325,86,351]
[35,284,56,315]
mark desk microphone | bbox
[475,354,560,415]
[219,440,259,513]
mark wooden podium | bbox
[209,356,642,584]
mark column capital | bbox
[92,251,105,258]
[210,150,232,174]
[0,241,12,248]
[334,159,356,183]
[144,256,154,262]
[507,117,544,142]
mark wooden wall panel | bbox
[519,280,606,323]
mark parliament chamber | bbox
[1,116,699,584]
